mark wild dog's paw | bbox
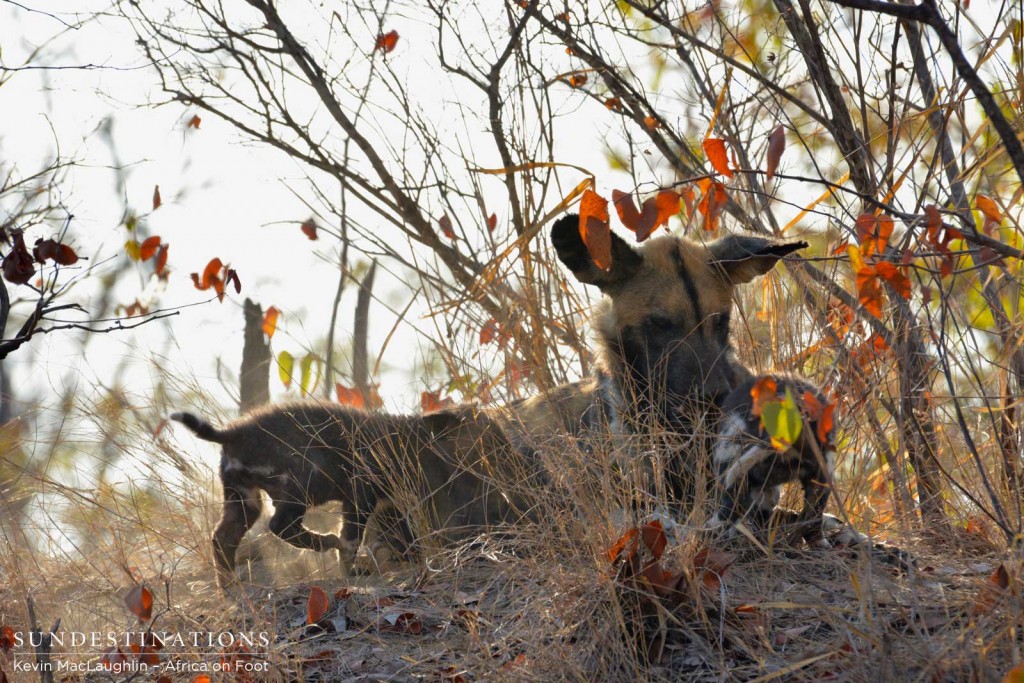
[822,515,915,572]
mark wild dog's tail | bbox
[170,412,231,443]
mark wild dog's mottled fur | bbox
[547,213,845,546]
[172,403,530,587]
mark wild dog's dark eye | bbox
[646,315,675,331]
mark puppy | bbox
[172,402,529,586]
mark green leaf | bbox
[760,387,803,451]
[277,350,294,389]
[299,354,320,395]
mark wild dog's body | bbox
[172,403,529,586]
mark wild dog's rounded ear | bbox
[708,234,807,284]
[550,213,643,291]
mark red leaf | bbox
[262,306,280,338]
[579,189,611,270]
[3,232,35,285]
[155,244,169,274]
[379,612,422,634]
[335,384,366,409]
[32,238,78,266]
[188,115,202,129]
[765,125,785,181]
[139,236,161,261]
[439,214,456,240]
[307,586,330,624]
[640,520,667,560]
[375,30,399,53]
[480,318,499,345]
[225,268,241,296]
[703,138,734,178]
[0,625,15,652]
[301,218,318,240]
[487,213,497,232]
[125,584,154,621]
[152,185,162,211]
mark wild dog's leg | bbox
[267,501,354,565]
[213,484,263,587]
[359,500,414,573]
[793,471,830,547]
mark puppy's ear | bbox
[707,235,806,284]
[551,214,642,292]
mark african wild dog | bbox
[172,403,532,587]
[515,213,850,548]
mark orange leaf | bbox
[125,584,154,621]
[875,261,912,299]
[375,30,399,53]
[335,384,366,409]
[152,185,162,211]
[188,115,202,129]
[307,586,330,624]
[579,189,612,270]
[301,218,318,240]
[612,189,642,231]
[972,564,1010,615]
[750,376,779,417]
[608,527,640,564]
[604,97,622,111]
[818,402,836,444]
[487,213,497,232]
[765,125,785,181]
[566,72,588,88]
[139,236,161,261]
[702,138,733,178]
[976,194,1002,225]
[421,390,454,413]
[855,212,894,257]
[614,189,676,242]
[855,269,885,318]
[696,179,728,232]
[438,214,456,240]
[643,116,660,130]
[202,259,223,288]
[801,390,823,420]
[262,306,280,338]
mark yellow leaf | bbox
[125,240,141,261]
[278,351,294,389]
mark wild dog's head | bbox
[552,213,806,431]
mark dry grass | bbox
[0,402,1020,683]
